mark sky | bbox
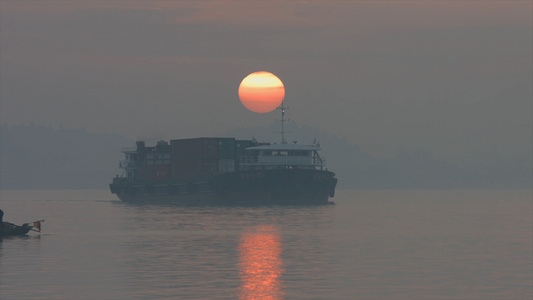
[1,1,531,168]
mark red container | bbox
[171,138,218,159]
[171,138,220,179]
[153,164,170,180]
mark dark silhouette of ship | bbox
[109,105,337,204]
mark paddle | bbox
[21,219,45,232]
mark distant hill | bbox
[1,123,530,189]
[0,124,132,189]
[218,122,532,189]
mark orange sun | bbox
[238,71,285,113]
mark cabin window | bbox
[272,150,288,156]
[287,150,310,156]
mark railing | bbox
[122,147,137,153]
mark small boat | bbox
[0,222,34,236]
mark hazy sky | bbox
[1,1,531,165]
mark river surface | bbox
[0,189,531,299]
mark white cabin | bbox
[240,143,325,170]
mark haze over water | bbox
[0,189,531,299]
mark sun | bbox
[238,71,285,113]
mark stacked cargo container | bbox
[138,140,172,180]
[217,138,235,174]
[129,138,268,181]
[171,138,223,180]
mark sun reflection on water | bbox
[238,225,284,300]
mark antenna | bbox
[277,102,289,144]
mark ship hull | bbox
[110,169,337,205]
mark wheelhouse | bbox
[240,144,325,170]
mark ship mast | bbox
[277,102,288,144]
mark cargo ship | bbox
[109,108,337,204]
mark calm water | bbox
[0,189,531,300]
